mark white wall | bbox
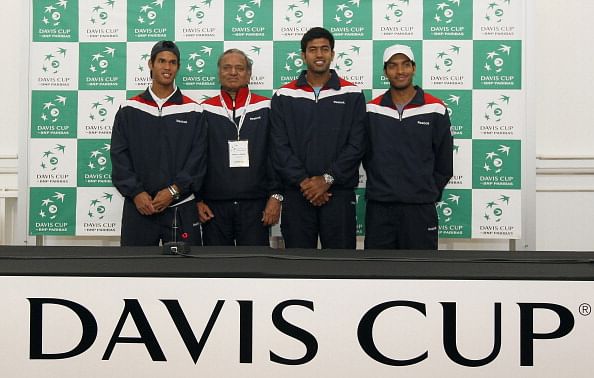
[531,1,594,251]
[1,0,24,176]
[2,1,593,251]
[1,3,24,161]
[0,1,26,245]
[533,2,594,157]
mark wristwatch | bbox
[271,193,284,202]
[323,173,335,185]
[168,185,180,200]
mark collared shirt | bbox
[148,84,178,109]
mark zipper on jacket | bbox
[306,81,321,103]
[396,104,407,121]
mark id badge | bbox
[228,140,249,167]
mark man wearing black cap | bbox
[111,40,206,246]
[364,44,453,250]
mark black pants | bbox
[201,198,270,246]
[120,198,201,246]
[281,189,356,249]
[364,201,438,250]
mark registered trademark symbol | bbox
[579,303,591,316]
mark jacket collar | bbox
[296,69,341,90]
[380,85,424,108]
[141,86,183,105]
[219,86,250,109]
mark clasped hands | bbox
[300,176,331,207]
[133,188,174,215]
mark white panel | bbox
[2,277,593,377]
[536,192,594,251]
[532,1,594,156]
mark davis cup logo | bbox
[284,1,310,23]
[38,192,67,220]
[89,46,116,74]
[89,96,115,123]
[434,45,460,73]
[484,95,510,122]
[484,44,511,73]
[41,0,68,26]
[137,0,165,25]
[87,193,113,220]
[444,94,460,117]
[384,0,410,22]
[136,53,151,74]
[435,90,471,138]
[433,0,460,24]
[484,0,510,23]
[483,194,510,223]
[436,193,460,223]
[483,145,511,174]
[334,46,360,73]
[40,95,67,124]
[284,51,304,72]
[40,144,66,171]
[235,0,262,24]
[86,144,111,171]
[42,48,67,74]
[185,1,213,25]
[186,46,213,73]
[333,0,360,24]
[90,1,116,25]
[249,46,262,56]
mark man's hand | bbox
[301,176,331,203]
[311,192,332,207]
[152,188,173,213]
[262,196,281,226]
[197,201,214,223]
[133,192,156,215]
[299,177,311,192]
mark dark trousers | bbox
[120,198,202,246]
[201,199,270,246]
[364,201,438,250]
[281,189,356,249]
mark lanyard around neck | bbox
[220,90,251,141]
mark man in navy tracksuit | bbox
[270,27,366,249]
[111,41,206,246]
[364,44,453,250]
[197,49,282,246]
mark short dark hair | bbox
[300,27,335,52]
[217,48,253,72]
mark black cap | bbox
[150,40,180,62]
